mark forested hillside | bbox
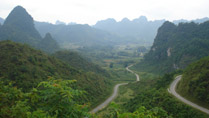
[0,40,112,108]
[0,6,59,53]
[53,50,110,77]
[134,21,209,74]
[177,56,209,107]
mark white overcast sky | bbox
[0,0,209,25]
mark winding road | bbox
[168,75,209,114]
[90,64,139,113]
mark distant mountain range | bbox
[93,16,165,44]
[0,9,208,48]
[93,16,209,45]
[35,21,124,48]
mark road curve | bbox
[126,64,140,81]
[90,64,139,113]
[169,75,209,114]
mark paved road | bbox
[168,75,209,114]
[126,64,140,81]
[90,64,139,113]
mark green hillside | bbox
[134,21,209,74]
[177,56,209,108]
[122,72,208,118]
[0,40,111,107]
[53,50,110,77]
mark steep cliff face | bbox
[134,21,209,74]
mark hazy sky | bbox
[0,0,209,25]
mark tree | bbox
[109,62,114,68]
[0,77,91,118]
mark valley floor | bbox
[90,64,139,113]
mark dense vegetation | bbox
[0,41,112,108]
[134,21,209,74]
[0,6,59,53]
[0,78,90,118]
[0,77,172,118]
[177,56,209,107]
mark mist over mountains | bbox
[1,13,208,47]
[94,16,209,45]
[94,16,165,44]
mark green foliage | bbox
[30,77,90,118]
[135,21,209,74]
[0,81,28,118]
[177,56,209,106]
[0,78,90,118]
[104,102,170,118]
